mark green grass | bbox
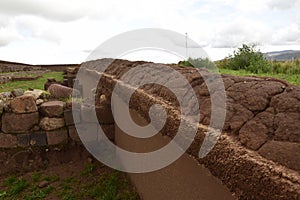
[0,163,139,200]
[219,68,300,86]
[0,71,64,93]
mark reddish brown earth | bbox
[0,143,139,199]
[78,58,300,200]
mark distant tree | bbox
[217,44,270,73]
[179,57,215,70]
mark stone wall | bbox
[0,75,12,84]
[0,91,81,148]
[1,58,299,199]
[0,60,79,73]
[78,58,300,200]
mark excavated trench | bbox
[76,58,300,200]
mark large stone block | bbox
[48,84,79,99]
[46,128,68,145]
[24,89,44,100]
[1,112,39,133]
[39,117,65,131]
[239,121,269,150]
[17,134,30,147]
[30,132,47,146]
[68,125,81,142]
[64,109,80,126]
[258,140,300,171]
[10,95,37,113]
[40,101,64,117]
[0,133,17,148]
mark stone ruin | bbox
[0,58,299,199]
[78,58,300,200]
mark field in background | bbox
[0,72,64,93]
[219,68,300,86]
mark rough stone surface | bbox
[239,121,269,150]
[258,140,300,171]
[95,105,114,124]
[68,125,81,142]
[11,88,24,97]
[24,89,44,100]
[274,112,300,142]
[40,101,64,117]
[39,117,65,131]
[36,99,44,106]
[1,112,39,133]
[48,84,75,99]
[17,134,30,147]
[46,128,68,145]
[81,59,300,200]
[64,109,80,125]
[10,95,37,113]
[30,132,47,146]
[0,133,17,148]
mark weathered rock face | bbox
[258,141,300,171]
[0,133,17,148]
[24,89,45,100]
[11,88,24,97]
[39,117,65,131]
[10,95,37,113]
[46,128,68,145]
[47,84,75,99]
[1,112,39,133]
[79,58,300,200]
[40,101,65,117]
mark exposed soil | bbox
[0,143,139,199]
[81,58,300,199]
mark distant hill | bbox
[264,50,300,61]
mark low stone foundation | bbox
[0,91,83,148]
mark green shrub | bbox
[216,44,270,73]
[179,57,215,70]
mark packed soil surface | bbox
[0,143,139,200]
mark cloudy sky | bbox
[0,0,299,64]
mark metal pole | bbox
[185,32,188,59]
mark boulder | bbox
[40,101,64,117]
[274,112,300,142]
[44,78,59,90]
[24,89,45,100]
[36,99,44,106]
[239,121,269,150]
[1,112,39,133]
[48,84,78,99]
[10,95,37,113]
[46,128,68,145]
[0,133,17,148]
[11,88,24,97]
[30,132,47,146]
[258,140,300,171]
[39,117,65,131]
[68,125,81,142]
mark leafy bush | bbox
[216,44,270,73]
[179,57,215,70]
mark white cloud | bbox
[268,0,300,10]
[0,0,299,63]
